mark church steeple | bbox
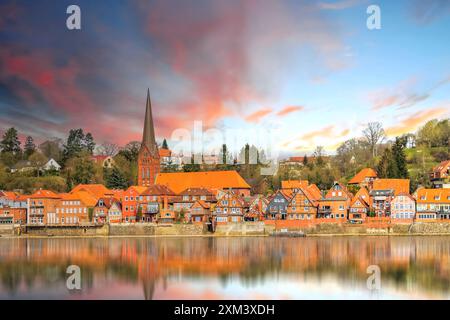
[138,89,160,188]
[142,89,158,157]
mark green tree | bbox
[392,137,408,178]
[104,166,128,189]
[118,141,141,162]
[63,129,95,161]
[162,138,169,149]
[39,139,63,162]
[28,151,47,176]
[24,136,36,158]
[303,155,308,166]
[136,206,143,222]
[84,132,95,155]
[0,128,21,154]
[68,156,95,185]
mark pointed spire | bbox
[141,89,158,156]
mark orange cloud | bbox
[245,108,272,123]
[276,105,305,117]
[385,107,449,137]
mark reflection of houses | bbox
[416,188,450,220]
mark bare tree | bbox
[97,142,119,156]
[363,122,385,158]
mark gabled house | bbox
[0,191,27,225]
[281,180,309,193]
[189,200,211,223]
[348,168,377,189]
[245,195,268,221]
[286,187,319,220]
[27,189,61,225]
[349,187,371,222]
[430,160,450,181]
[370,179,410,217]
[93,197,122,224]
[265,190,291,220]
[173,187,216,215]
[42,158,61,171]
[138,184,176,222]
[213,190,247,224]
[121,186,148,222]
[318,182,352,220]
[91,155,115,168]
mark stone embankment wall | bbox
[215,222,268,236]
[25,224,109,237]
[109,223,205,236]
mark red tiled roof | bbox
[281,180,308,189]
[348,168,377,184]
[29,189,60,199]
[155,171,250,194]
[159,149,172,157]
[373,179,410,195]
[141,184,176,196]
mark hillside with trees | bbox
[0,118,448,194]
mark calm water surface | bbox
[0,236,449,299]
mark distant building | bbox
[91,155,114,168]
[42,158,61,171]
[348,168,378,189]
[430,160,450,182]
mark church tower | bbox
[138,89,160,186]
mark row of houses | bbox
[1,168,450,227]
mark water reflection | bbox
[0,236,449,299]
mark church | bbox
[137,90,251,195]
[137,89,160,187]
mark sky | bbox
[0,0,449,157]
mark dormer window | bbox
[434,196,440,200]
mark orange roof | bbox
[68,191,98,207]
[141,184,176,196]
[348,168,377,184]
[432,160,450,174]
[306,184,322,200]
[0,191,17,200]
[71,184,112,198]
[281,180,308,189]
[416,188,450,204]
[29,189,60,199]
[372,179,410,195]
[155,171,250,194]
[350,196,370,208]
[159,149,172,157]
[127,186,148,194]
[353,187,371,205]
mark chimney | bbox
[164,196,168,209]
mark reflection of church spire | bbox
[141,88,158,157]
[143,278,155,300]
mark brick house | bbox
[318,182,352,221]
[53,192,95,225]
[121,186,147,222]
[27,189,61,225]
[348,168,378,189]
[370,179,410,217]
[348,187,371,222]
[172,187,216,221]
[93,197,122,224]
[245,195,268,221]
[286,187,319,220]
[189,200,211,223]
[0,191,27,224]
[390,193,416,222]
[213,190,247,224]
[430,160,450,181]
[415,188,450,220]
[138,184,176,222]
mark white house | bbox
[42,158,61,171]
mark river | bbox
[0,236,449,299]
